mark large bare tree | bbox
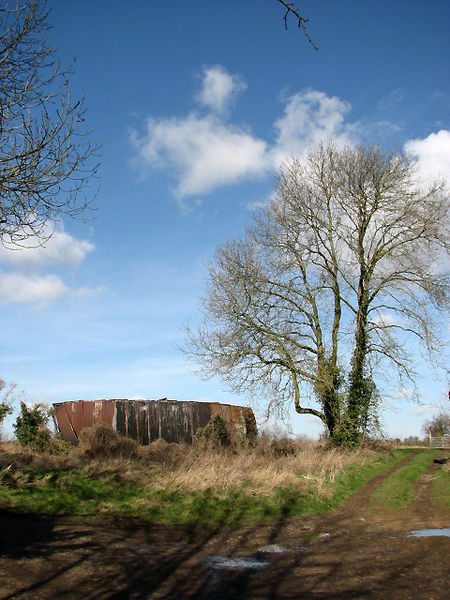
[0,0,98,247]
[186,143,449,445]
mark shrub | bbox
[13,402,51,452]
[79,423,137,459]
[254,433,298,457]
[196,415,230,447]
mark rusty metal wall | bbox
[52,398,254,445]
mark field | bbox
[0,434,449,599]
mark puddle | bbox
[207,555,269,570]
[408,528,450,538]
[144,542,185,550]
[258,544,290,553]
[258,543,309,553]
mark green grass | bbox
[0,449,413,525]
[431,465,450,509]
[371,449,439,510]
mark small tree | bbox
[14,401,50,451]
[186,142,449,447]
[422,411,450,438]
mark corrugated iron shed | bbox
[52,398,256,445]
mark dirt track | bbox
[0,451,449,599]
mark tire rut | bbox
[338,449,420,515]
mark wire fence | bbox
[428,436,450,449]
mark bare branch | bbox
[277,0,318,51]
[0,0,99,247]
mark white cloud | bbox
[0,225,100,306]
[132,67,450,206]
[271,90,356,165]
[376,88,405,112]
[410,403,438,416]
[131,75,361,200]
[391,386,415,400]
[196,65,246,115]
[0,272,104,306]
[0,226,94,270]
[132,113,269,197]
[72,286,105,299]
[0,272,69,305]
[371,312,398,327]
[404,129,450,184]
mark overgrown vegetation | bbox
[196,415,230,447]
[0,426,410,525]
[13,402,50,452]
[79,422,137,459]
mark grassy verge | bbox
[0,439,413,526]
[371,449,439,510]
[431,464,450,509]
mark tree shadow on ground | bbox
[1,487,449,600]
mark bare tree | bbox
[0,0,99,247]
[422,411,450,437]
[186,143,449,445]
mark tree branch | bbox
[277,0,318,50]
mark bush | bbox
[243,412,258,445]
[14,402,51,452]
[138,439,186,466]
[79,423,137,459]
[254,433,298,457]
[196,415,230,447]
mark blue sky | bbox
[1,0,449,439]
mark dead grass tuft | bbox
[78,423,137,459]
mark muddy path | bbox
[0,450,448,599]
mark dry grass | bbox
[0,429,391,501]
[0,432,402,524]
[136,440,378,497]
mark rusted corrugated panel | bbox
[149,402,159,442]
[52,402,78,444]
[159,401,192,443]
[127,401,137,440]
[210,402,252,439]
[53,398,256,445]
[114,400,127,437]
[94,400,115,429]
[191,402,212,436]
[137,402,149,445]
